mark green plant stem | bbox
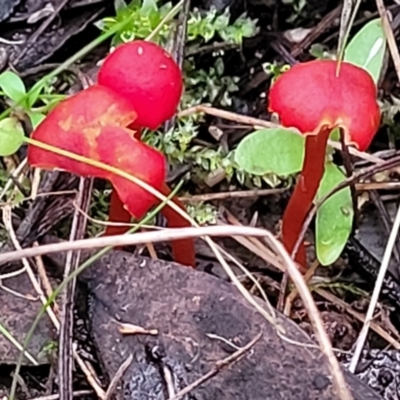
[336,0,362,75]
[8,182,181,400]
[145,0,183,42]
[281,126,332,267]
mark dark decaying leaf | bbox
[2,8,104,72]
[0,0,21,23]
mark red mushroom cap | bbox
[97,40,183,130]
[96,125,166,218]
[28,84,136,177]
[27,84,166,219]
[268,59,381,151]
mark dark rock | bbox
[0,271,54,365]
[67,250,382,400]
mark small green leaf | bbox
[0,117,25,156]
[28,112,46,129]
[235,128,304,176]
[316,163,353,266]
[0,71,26,104]
[26,81,45,109]
[344,18,386,83]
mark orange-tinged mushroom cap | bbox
[268,59,381,151]
[27,84,166,219]
[28,84,136,177]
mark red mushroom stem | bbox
[160,183,196,267]
[281,126,332,267]
[105,190,132,237]
[104,182,196,268]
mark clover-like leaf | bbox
[0,117,25,156]
[0,71,27,105]
[316,163,353,266]
[344,18,386,83]
[235,128,304,176]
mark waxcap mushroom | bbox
[269,59,381,151]
[98,40,183,130]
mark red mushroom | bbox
[98,40,183,131]
[28,85,136,177]
[28,84,166,221]
[97,40,195,267]
[268,59,380,266]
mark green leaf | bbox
[344,18,386,83]
[28,112,46,129]
[26,80,45,109]
[0,71,26,105]
[235,128,305,176]
[114,0,127,12]
[0,117,25,156]
[315,163,353,266]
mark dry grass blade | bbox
[0,222,352,398]
[266,234,354,399]
[375,0,400,82]
[349,202,400,372]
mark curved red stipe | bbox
[105,190,133,237]
[104,127,143,238]
[268,60,380,267]
[281,126,332,266]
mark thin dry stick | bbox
[178,183,396,203]
[59,177,93,400]
[168,332,263,400]
[267,236,353,399]
[375,0,400,82]
[0,158,28,201]
[317,288,400,350]
[348,202,400,372]
[3,206,60,329]
[2,206,106,399]
[104,354,133,400]
[178,104,383,164]
[33,243,60,315]
[27,390,92,400]
[179,187,287,202]
[0,226,277,264]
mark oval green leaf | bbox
[0,71,26,105]
[235,128,305,176]
[0,117,25,156]
[315,163,353,266]
[344,18,386,83]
